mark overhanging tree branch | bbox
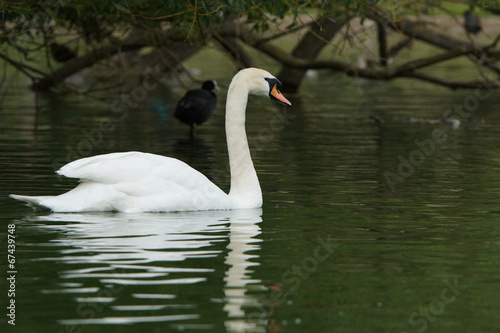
[32,42,146,90]
[211,30,256,69]
[212,7,499,91]
[276,13,347,93]
[31,30,201,91]
[233,27,500,90]
[365,5,500,75]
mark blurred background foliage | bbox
[1,0,499,93]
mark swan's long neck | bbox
[226,76,262,208]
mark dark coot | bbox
[174,80,219,133]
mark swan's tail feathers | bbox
[9,194,54,209]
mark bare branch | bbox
[32,42,145,90]
[212,30,256,69]
[377,22,388,66]
[387,38,412,61]
[401,71,499,90]
[31,30,200,91]
[0,52,47,79]
[388,48,473,75]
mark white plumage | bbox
[10,68,291,212]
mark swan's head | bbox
[237,68,292,107]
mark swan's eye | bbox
[265,77,282,92]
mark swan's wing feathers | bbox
[54,151,228,212]
[58,152,146,182]
[58,152,224,195]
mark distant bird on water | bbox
[50,42,77,63]
[174,80,219,135]
[464,11,481,35]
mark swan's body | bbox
[10,68,291,213]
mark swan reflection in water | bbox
[29,209,267,332]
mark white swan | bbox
[10,68,292,212]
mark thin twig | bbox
[0,52,47,78]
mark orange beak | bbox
[270,84,292,107]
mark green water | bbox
[1,55,500,333]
